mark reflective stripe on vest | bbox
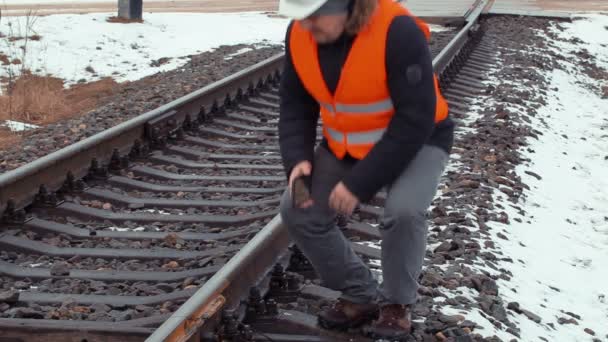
[320,102,334,114]
[326,126,386,145]
[319,98,394,115]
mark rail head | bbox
[145,215,290,342]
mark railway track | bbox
[0,1,502,341]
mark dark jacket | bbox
[278,15,454,203]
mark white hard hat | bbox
[278,0,331,20]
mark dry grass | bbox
[106,16,144,24]
[0,8,110,152]
[0,73,120,151]
[0,73,119,128]
[0,128,21,147]
[0,53,9,65]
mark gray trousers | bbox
[279,145,448,305]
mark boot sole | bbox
[365,329,410,341]
[317,309,379,331]
[367,333,409,341]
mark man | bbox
[277,0,454,339]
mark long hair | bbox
[344,0,378,35]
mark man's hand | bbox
[329,182,359,215]
[289,161,313,208]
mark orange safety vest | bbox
[289,0,449,160]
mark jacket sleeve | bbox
[342,15,437,203]
[278,22,321,179]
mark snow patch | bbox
[107,226,146,232]
[0,11,290,86]
[224,47,254,61]
[1,120,40,131]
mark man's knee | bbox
[381,197,429,248]
[381,146,447,230]
[383,198,427,226]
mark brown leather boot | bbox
[366,304,412,340]
[317,298,379,331]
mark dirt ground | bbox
[488,0,608,12]
[2,0,606,17]
[0,74,120,151]
[1,0,279,16]
[536,0,608,11]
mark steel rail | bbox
[145,215,289,342]
[433,0,487,78]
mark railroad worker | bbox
[277,0,454,339]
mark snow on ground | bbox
[438,13,608,341]
[0,120,40,131]
[0,11,290,86]
[107,226,147,232]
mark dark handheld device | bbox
[291,175,312,208]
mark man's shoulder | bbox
[384,14,430,61]
[287,20,295,32]
[284,20,296,51]
[383,14,433,75]
[386,15,426,42]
